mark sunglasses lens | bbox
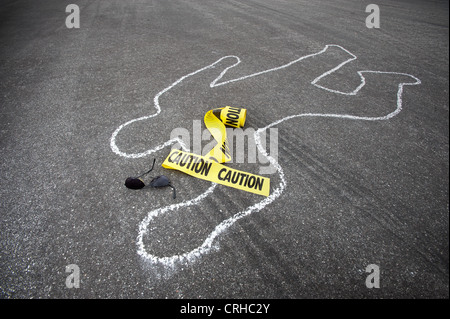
[125,177,146,189]
[150,175,170,187]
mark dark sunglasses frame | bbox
[124,159,176,199]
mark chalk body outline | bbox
[110,44,421,268]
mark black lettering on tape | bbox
[218,168,227,180]
[168,150,181,163]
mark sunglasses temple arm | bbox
[169,184,176,199]
[137,158,156,178]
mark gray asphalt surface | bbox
[0,0,448,299]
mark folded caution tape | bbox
[203,106,246,163]
[162,106,270,197]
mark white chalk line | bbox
[110,45,421,269]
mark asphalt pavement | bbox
[0,0,448,299]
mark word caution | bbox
[163,149,270,196]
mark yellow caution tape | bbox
[162,149,270,196]
[220,106,247,128]
[162,106,270,197]
[203,108,232,163]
